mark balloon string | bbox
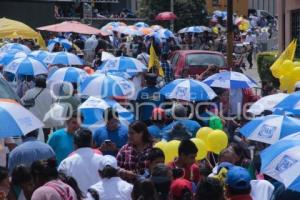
[212,153,217,167]
[205,156,213,169]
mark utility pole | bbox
[170,0,174,31]
[227,0,233,70]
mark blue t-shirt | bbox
[93,123,128,149]
[162,119,201,140]
[137,86,165,121]
[148,124,164,139]
[47,129,74,165]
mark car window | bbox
[170,53,180,68]
[186,53,225,67]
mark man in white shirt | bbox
[86,155,133,200]
[58,128,103,194]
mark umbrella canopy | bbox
[0,50,27,66]
[150,25,163,31]
[112,26,143,36]
[0,18,46,48]
[4,56,48,76]
[44,52,83,66]
[79,74,134,98]
[0,43,31,54]
[155,12,177,21]
[0,99,44,137]
[139,27,154,35]
[100,22,127,33]
[29,50,50,61]
[134,22,149,28]
[97,56,147,74]
[203,71,257,89]
[247,93,289,115]
[160,79,216,102]
[37,21,105,35]
[273,91,300,115]
[47,38,72,52]
[156,28,175,39]
[178,26,206,34]
[47,67,88,83]
[101,51,115,61]
[260,138,300,192]
[240,115,300,144]
[79,96,134,126]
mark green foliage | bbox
[138,0,208,31]
[256,51,279,88]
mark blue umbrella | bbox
[134,22,149,28]
[178,26,205,34]
[156,28,174,39]
[160,79,216,102]
[260,138,300,192]
[0,43,31,54]
[203,71,257,89]
[29,50,50,61]
[273,91,300,114]
[79,74,134,98]
[47,38,72,52]
[43,52,83,66]
[4,56,48,76]
[97,56,147,75]
[240,115,300,144]
[79,96,134,126]
[0,49,27,65]
[47,67,88,83]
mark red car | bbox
[169,50,227,78]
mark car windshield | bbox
[186,53,225,67]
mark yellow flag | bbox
[148,42,164,77]
[270,39,297,78]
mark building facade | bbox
[248,0,276,16]
[206,0,248,16]
[277,0,300,57]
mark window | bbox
[212,0,219,6]
[291,9,300,58]
[186,53,225,67]
[170,53,180,68]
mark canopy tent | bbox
[0,18,46,48]
[37,21,107,36]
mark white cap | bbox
[98,155,119,171]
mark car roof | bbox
[172,50,224,56]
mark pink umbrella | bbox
[155,12,177,21]
[37,21,107,35]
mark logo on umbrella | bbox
[275,155,298,173]
[258,124,276,139]
[175,87,188,99]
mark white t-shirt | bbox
[250,180,274,200]
[86,177,133,200]
[230,89,243,116]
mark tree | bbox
[138,0,208,31]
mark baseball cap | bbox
[98,155,119,171]
[225,166,251,190]
[170,178,193,198]
[151,108,166,121]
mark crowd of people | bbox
[0,9,289,200]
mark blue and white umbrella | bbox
[0,99,44,137]
[160,79,216,102]
[0,50,27,65]
[112,26,143,36]
[273,91,300,115]
[0,43,31,54]
[47,67,88,83]
[79,74,134,98]
[29,50,50,61]
[240,115,300,144]
[203,71,257,89]
[47,38,72,52]
[44,52,83,66]
[260,138,300,192]
[156,28,174,39]
[97,56,147,74]
[79,96,134,127]
[134,22,149,28]
[4,56,48,76]
[178,26,205,34]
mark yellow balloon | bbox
[196,127,213,143]
[154,141,168,151]
[190,138,207,160]
[206,130,228,154]
[164,140,180,163]
[279,75,289,91]
[280,60,294,76]
[294,61,300,67]
[287,67,300,93]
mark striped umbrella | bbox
[47,67,88,83]
[156,28,174,39]
[240,115,300,144]
[47,38,72,52]
[160,79,216,102]
[273,91,300,115]
[150,25,163,31]
[44,52,83,66]
[79,74,134,98]
[134,22,149,28]
[29,50,50,61]
[97,56,147,74]
[4,56,48,76]
[203,71,257,89]
[0,50,27,65]
[178,26,205,34]
[0,99,44,137]
[0,43,31,54]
